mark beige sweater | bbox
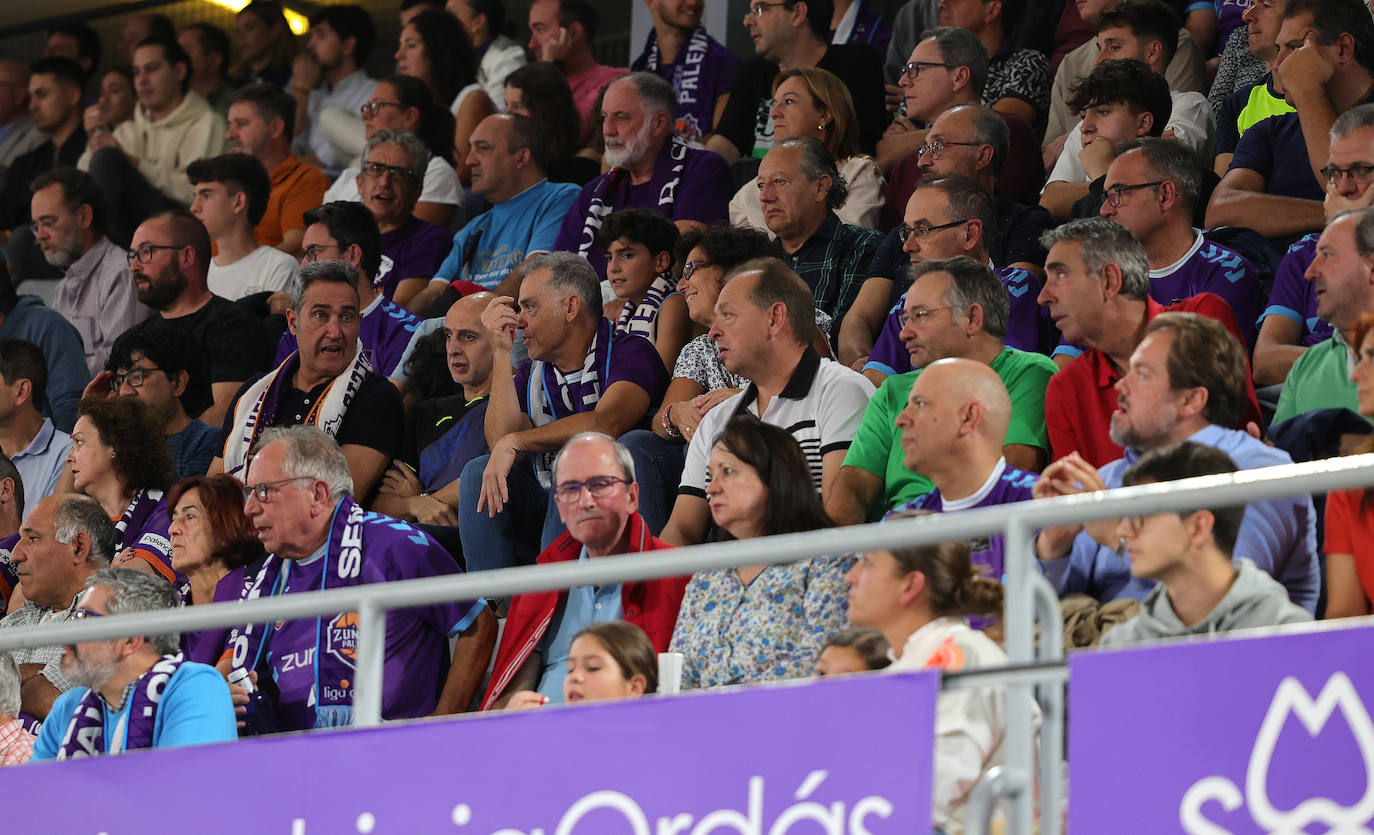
[78,91,227,205]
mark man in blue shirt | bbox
[0,339,72,502]
[33,567,236,758]
[1033,312,1320,612]
[0,265,87,433]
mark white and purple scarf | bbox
[56,653,188,758]
[634,27,722,143]
[526,319,615,487]
[615,271,677,339]
[576,136,690,260]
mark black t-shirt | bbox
[221,371,405,460]
[992,195,1052,269]
[163,295,273,384]
[715,43,889,159]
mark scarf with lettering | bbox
[225,495,371,729]
[634,27,721,143]
[577,136,691,260]
[114,489,164,551]
[56,653,189,759]
[221,345,371,477]
[526,318,615,487]
[615,271,676,339]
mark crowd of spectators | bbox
[0,0,1368,828]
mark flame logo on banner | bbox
[1180,672,1374,834]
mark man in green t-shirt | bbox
[826,256,1057,525]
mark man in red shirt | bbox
[1038,217,1261,467]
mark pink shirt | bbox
[567,64,626,145]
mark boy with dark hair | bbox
[1102,441,1311,644]
[598,208,689,372]
[187,153,297,300]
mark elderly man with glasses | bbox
[31,566,237,759]
[355,128,451,308]
[481,431,685,710]
[222,426,494,732]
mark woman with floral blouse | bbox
[670,415,852,689]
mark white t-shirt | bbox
[207,245,298,299]
[324,154,463,207]
[1045,89,1215,189]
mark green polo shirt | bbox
[1273,333,1359,424]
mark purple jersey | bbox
[1149,235,1261,349]
[896,465,1038,585]
[514,321,669,424]
[377,217,452,300]
[864,266,1041,377]
[182,566,247,666]
[275,296,421,378]
[1263,233,1333,347]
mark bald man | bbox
[890,356,1038,586]
[374,292,495,526]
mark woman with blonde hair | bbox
[728,67,885,230]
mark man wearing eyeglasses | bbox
[481,432,685,710]
[1034,313,1319,613]
[1099,138,1261,349]
[31,567,236,759]
[227,426,495,730]
[705,0,887,164]
[188,153,298,301]
[355,128,451,308]
[1097,442,1310,646]
[30,167,151,377]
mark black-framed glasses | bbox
[360,160,418,183]
[681,259,711,281]
[126,243,183,265]
[553,475,630,503]
[360,100,406,118]
[1103,180,1165,207]
[242,476,315,503]
[901,60,954,81]
[896,218,970,244]
[898,305,956,329]
[301,243,343,263]
[72,608,106,621]
[1321,163,1374,187]
[747,1,790,16]
[110,365,164,391]
[916,138,982,161]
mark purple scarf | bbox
[525,318,615,487]
[114,489,163,551]
[224,495,373,728]
[615,271,676,339]
[633,27,722,143]
[56,653,188,758]
[576,136,690,260]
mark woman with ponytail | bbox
[845,510,1011,833]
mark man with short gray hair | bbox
[32,567,236,759]
[1038,217,1261,467]
[1,493,115,722]
[756,136,882,335]
[227,426,496,732]
[356,128,451,305]
[462,252,669,570]
[211,256,405,502]
[0,653,35,764]
[553,72,733,276]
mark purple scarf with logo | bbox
[633,27,722,143]
[615,271,677,339]
[56,653,188,759]
[224,495,386,728]
[576,136,691,260]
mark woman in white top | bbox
[728,67,885,231]
[446,0,527,112]
[394,8,494,187]
[845,514,1009,833]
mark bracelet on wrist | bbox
[659,405,682,439]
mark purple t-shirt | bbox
[1263,233,1333,347]
[183,565,248,666]
[376,217,452,300]
[863,266,1041,377]
[1149,234,1261,349]
[513,320,669,425]
[264,527,482,731]
[553,142,732,276]
[275,296,422,378]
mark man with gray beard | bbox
[30,167,150,375]
[552,72,733,277]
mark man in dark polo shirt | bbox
[1206,0,1374,241]
[125,209,272,426]
[210,259,403,502]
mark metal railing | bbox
[5,453,1374,835]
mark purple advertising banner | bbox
[1069,622,1374,833]
[8,671,937,834]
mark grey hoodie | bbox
[1101,559,1311,646]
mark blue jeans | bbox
[458,455,566,572]
[619,429,687,536]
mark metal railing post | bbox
[1031,571,1066,835]
[964,765,1028,835]
[1002,517,1035,834]
[351,599,386,728]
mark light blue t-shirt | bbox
[11,418,71,504]
[535,546,623,703]
[33,660,236,759]
[435,179,581,288]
